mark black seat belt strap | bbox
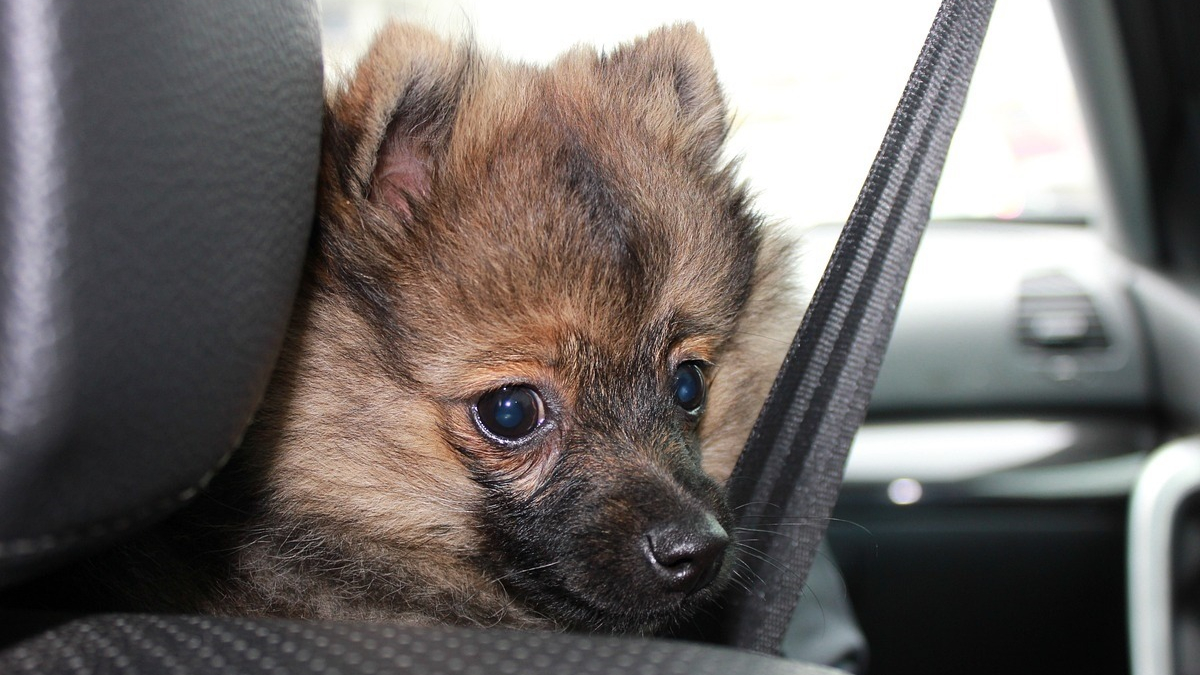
[716,0,995,655]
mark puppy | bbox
[83,22,798,635]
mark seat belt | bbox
[714,0,995,655]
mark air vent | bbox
[1017,273,1109,350]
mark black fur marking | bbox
[558,140,636,258]
[555,138,677,324]
[321,251,419,381]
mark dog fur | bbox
[78,22,799,635]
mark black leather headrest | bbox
[0,0,323,585]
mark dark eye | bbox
[672,362,706,414]
[475,385,546,441]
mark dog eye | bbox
[474,385,546,441]
[672,362,706,414]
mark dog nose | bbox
[644,514,729,594]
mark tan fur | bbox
[89,21,801,634]
[699,234,798,481]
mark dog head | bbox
[255,23,796,633]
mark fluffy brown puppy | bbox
[85,22,798,635]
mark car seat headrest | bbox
[0,0,323,586]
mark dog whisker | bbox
[732,500,785,512]
[489,560,562,585]
[734,512,874,538]
[733,543,819,586]
[729,556,769,588]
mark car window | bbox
[318,0,1099,229]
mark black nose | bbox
[644,514,729,594]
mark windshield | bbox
[320,0,1099,227]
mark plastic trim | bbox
[1128,436,1200,675]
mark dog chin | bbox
[569,580,728,635]
[508,552,733,635]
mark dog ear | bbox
[597,23,729,166]
[324,23,471,219]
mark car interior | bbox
[817,2,1200,673]
[1,0,1199,674]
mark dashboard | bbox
[798,221,1154,674]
